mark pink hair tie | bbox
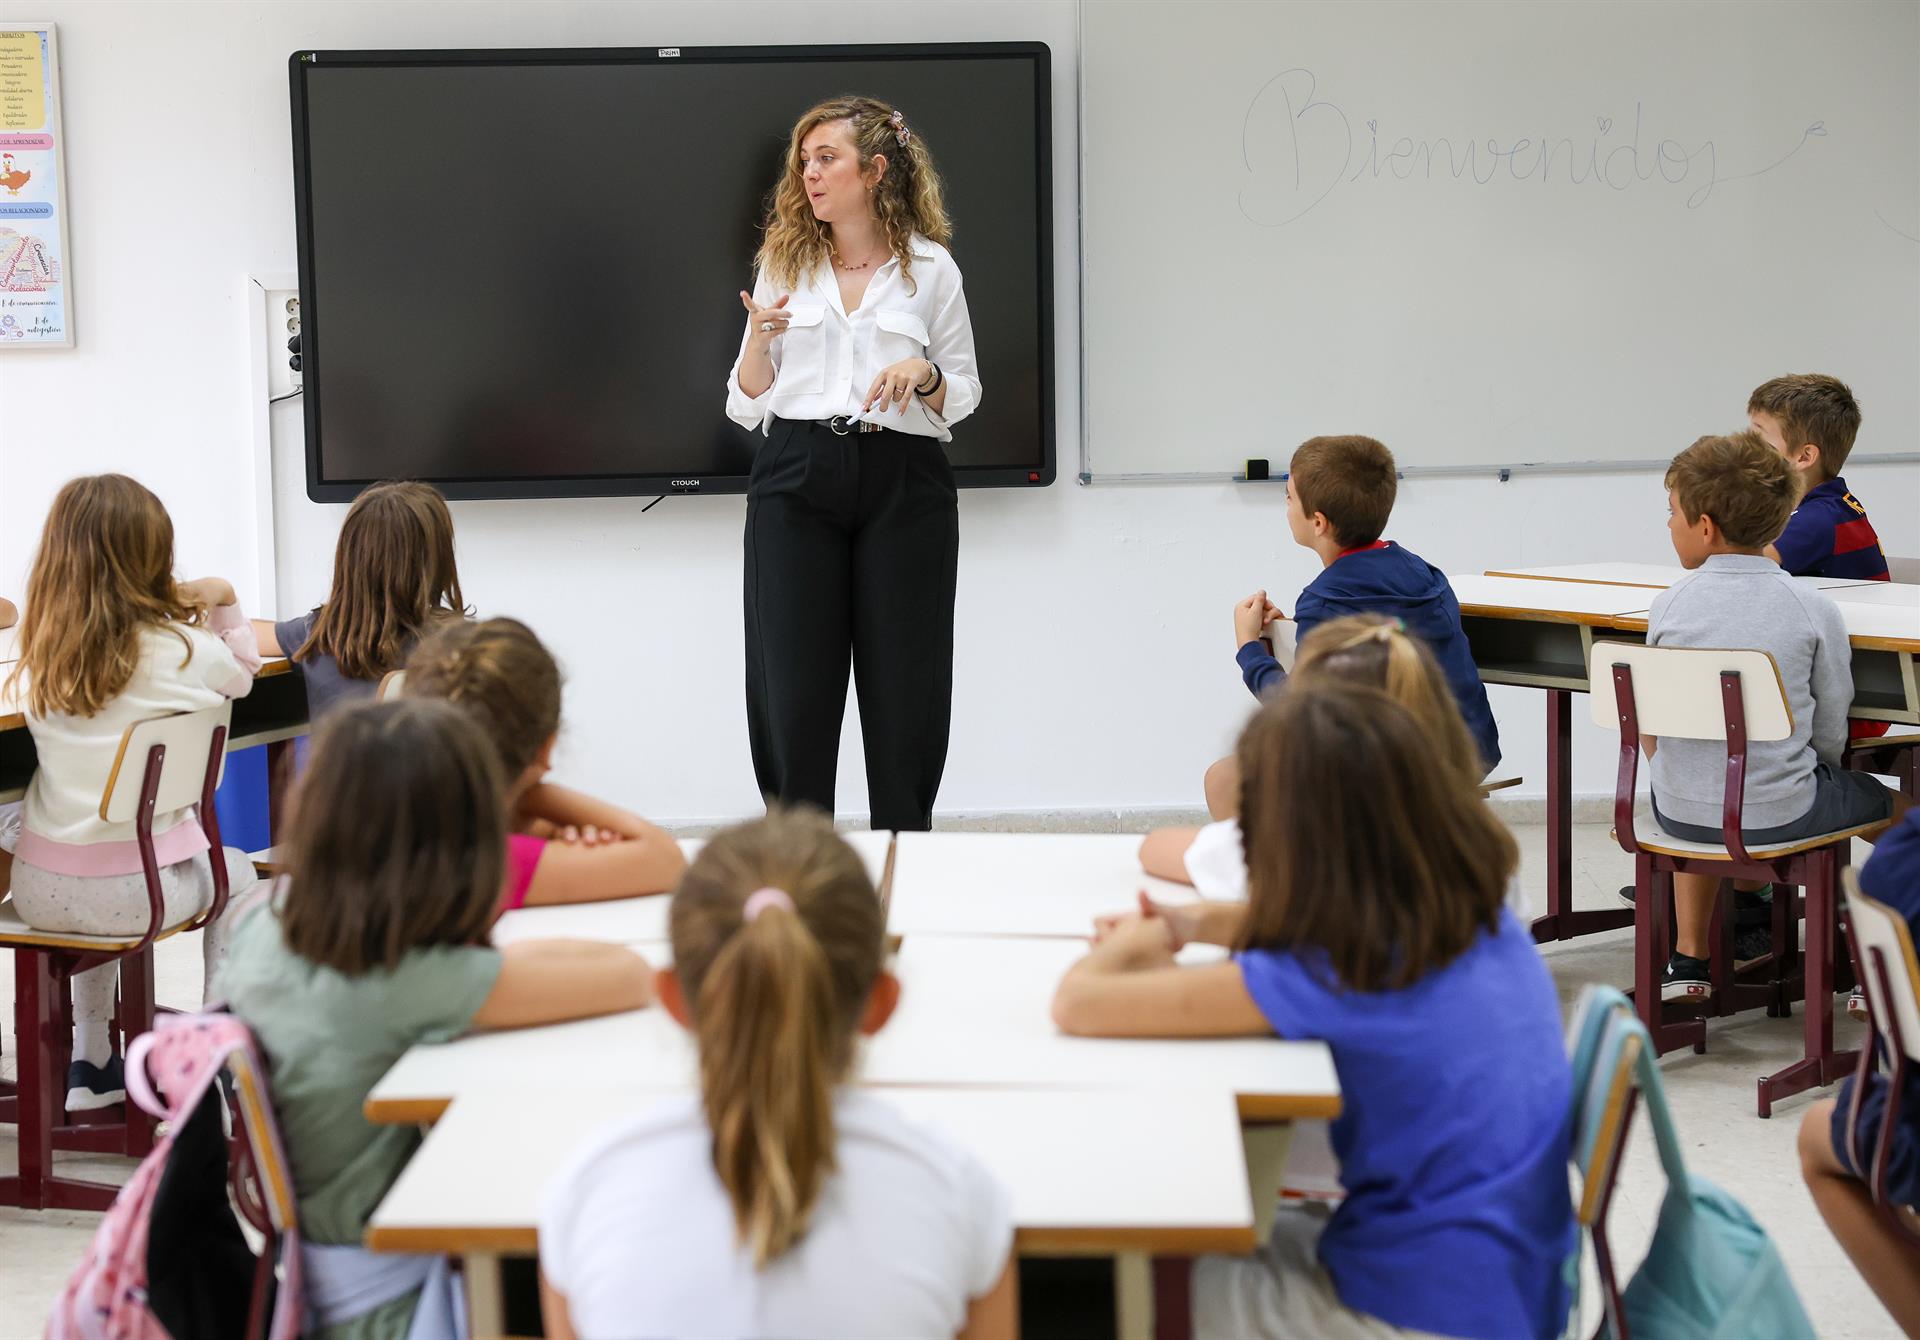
[743,887,795,921]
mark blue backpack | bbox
[1564,987,1815,1340]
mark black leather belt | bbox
[814,415,884,435]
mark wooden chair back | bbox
[1841,868,1920,1244]
[376,669,406,701]
[1587,643,1791,742]
[1567,986,1642,1339]
[100,701,234,823]
[1843,869,1920,1068]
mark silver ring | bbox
[760,321,775,333]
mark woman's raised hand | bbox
[740,291,791,350]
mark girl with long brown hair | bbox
[539,809,1016,1340]
[404,617,685,908]
[1054,683,1572,1340]
[724,94,982,832]
[252,479,466,723]
[5,474,263,1111]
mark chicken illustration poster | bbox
[0,25,71,348]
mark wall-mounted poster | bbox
[0,23,71,348]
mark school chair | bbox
[0,701,236,1210]
[1565,985,1642,1340]
[1589,642,1892,1116]
[1840,867,1920,1243]
[219,1020,304,1338]
[1563,985,1817,1338]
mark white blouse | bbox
[725,235,982,443]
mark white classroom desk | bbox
[1830,581,1920,609]
[1483,561,1883,593]
[885,832,1197,939]
[486,830,894,949]
[367,1085,1256,1258]
[865,937,1337,1121]
[368,937,1338,1125]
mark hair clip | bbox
[889,108,911,147]
[743,887,794,921]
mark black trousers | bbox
[743,418,960,831]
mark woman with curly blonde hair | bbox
[724,95,982,833]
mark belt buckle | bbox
[829,415,853,436]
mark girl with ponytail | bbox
[539,809,1017,1340]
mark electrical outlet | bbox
[267,289,302,398]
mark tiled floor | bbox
[0,823,1898,1338]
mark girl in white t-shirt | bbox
[540,809,1018,1340]
[5,475,264,1112]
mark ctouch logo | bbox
[670,479,701,488]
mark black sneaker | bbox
[1732,924,1775,970]
[1661,954,1712,1003]
[66,1056,126,1113]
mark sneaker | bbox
[1662,954,1712,1003]
[1732,924,1775,970]
[1616,884,1636,909]
[65,1056,126,1113]
[1847,989,1870,1022]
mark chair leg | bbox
[0,951,59,1208]
[1759,850,1858,1117]
[1633,863,1706,1056]
[118,949,157,1157]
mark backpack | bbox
[46,1012,304,1340]
[1564,987,1816,1340]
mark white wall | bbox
[4,0,1916,826]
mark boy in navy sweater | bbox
[1232,435,1499,772]
[1802,805,1920,1333]
[1748,374,1889,583]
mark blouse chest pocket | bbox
[871,307,930,365]
[775,304,828,394]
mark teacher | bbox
[724,95,981,832]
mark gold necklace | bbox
[829,240,886,272]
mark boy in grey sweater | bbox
[1646,433,1896,1001]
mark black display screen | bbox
[289,43,1054,500]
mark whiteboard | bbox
[1081,0,1920,478]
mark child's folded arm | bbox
[520,835,687,906]
[1138,828,1199,884]
[1236,640,1285,697]
[470,939,654,1030]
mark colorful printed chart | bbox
[0,25,70,347]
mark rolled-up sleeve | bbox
[921,269,982,433]
[724,268,778,434]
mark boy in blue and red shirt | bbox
[1231,435,1499,772]
[1748,373,1890,583]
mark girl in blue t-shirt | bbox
[1055,682,1574,1340]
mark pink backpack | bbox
[47,1012,304,1340]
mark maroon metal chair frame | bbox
[0,721,231,1209]
[223,1074,289,1340]
[1843,932,1920,1246]
[1589,1094,1639,1339]
[1607,662,1863,1117]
